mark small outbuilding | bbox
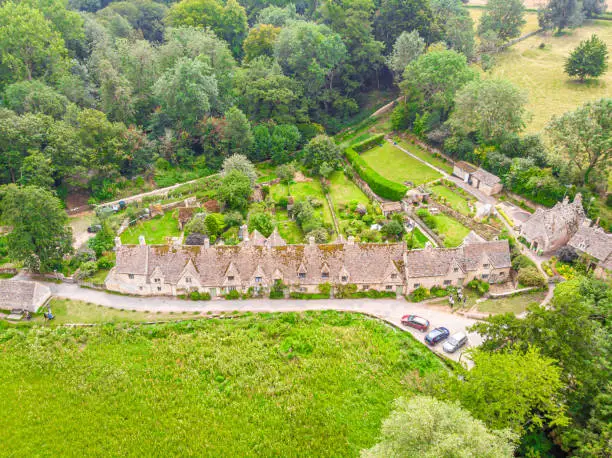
[0,280,51,313]
[452,161,502,196]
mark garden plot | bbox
[120,211,181,245]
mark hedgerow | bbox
[351,133,385,153]
[345,147,407,201]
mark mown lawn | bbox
[274,209,304,244]
[120,211,180,245]
[477,290,547,315]
[485,19,612,132]
[328,171,370,213]
[0,311,444,457]
[361,143,442,187]
[430,184,472,216]
[430,214,471,247]
[396,139,454,174]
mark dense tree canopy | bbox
[564,34,609,81]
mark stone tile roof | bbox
[405,240,510,278]
[455,161,477,173]
[471,168,501,186]
[0,280,51,312]
[461,231,486,245]
[568,224,612,262]
[115,241,406,287]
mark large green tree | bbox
[223,107,254,156]
[0,185,72,271]
[217,170,252,211]
[302,134,341,175]
[0,2,69,88]
[478,0,525,43]
[385,30,425,78]
[362,396,517,457]
[539,0,584,32]
[430,0,475,59]
[374,0,436,50]
[546,98,611,186]
[448,79,528,142]
[564,34,609,81]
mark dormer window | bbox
[298,272,306,279]
[483,264,490,268]
[322,272,329,279]
[128,274,134,279]
[341,276,348,282]
[255,276,262,283]
[185,277,192,283]
[391,273,397,279]
[154,278,160,283]
[228,276,235,281]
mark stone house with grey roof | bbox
[568,223,612,279]
[0,280,51,312]
[106,227,511,297]
[453,161,502,196]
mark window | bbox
[128,274,134,279]
[255,276,262,283]
[500,271,505,277]
[341,276,348,282]
[228,276,235,281]
[322,272,329,279]
[210,288,217,297]
[154,278,160,283]
[157,286,161,291]
[443,280,452,286]
[385,285,393,290]
[453,268,459,273]
[298,272,306,279]
[481,274,489,279]
[139,286,143,291]
[362,285,369,291]
[413,283,420,288]
[391,273,397,279]
[299,287,306,292]
[228,286,237,291]
[483,264,490,268]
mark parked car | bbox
[442,332,468,353]
[401,315,430,332]
[87,224,102,233]
[425,327,450,346]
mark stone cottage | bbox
[518,194,585,254]
[452,161,503,196]
[568,223,612,279]
[0,280,51,312]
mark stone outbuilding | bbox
[453,161,503,196]
[0,280,51,312]
[568,223,612,279]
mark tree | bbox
[217,170,252,211]
[362,396,516,457]
[381,220,404,239]
[582,0,607,18]
[256,4,298,27]
[276,163,296,183]
[204,212,225,236]
[219,0,248,58]
[448,79,528,142]
[374,0,437,50]
[564,34,608,81]
[248,212,273,237]
[401,50,477,118]
[3,80,72,119]
[222,154,257,186]
[19,152,55,189]
[184,214,208,235]
[153,57,218,133]
[546,98,611,186]
[557,245,578,263]
[539,0,584,32]
[430,0,475,59]
[385,30,425,78]
[478,0,525,43]
[243,24,280,62]
[165,0,223,33]
[0,185,72,271]
[251,124,272,162]
[223,107,254,155]
[0,2,69,88]
[303,135,341,175]
[271,124,301,164]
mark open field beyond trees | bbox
[0,311,444,457]
[361,143,443,187]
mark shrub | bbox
[409,286,430,302]
[518,266,547,288]
[199,292,211,300]
[76,261,97,280]
[351,134,385,153]
[96,257,114,270]
[511,254,536,271]
[289,292,331,299]
[467,279,490,296]
[270,279,286,299]
[335,283,358,298]
[189,291,200,300]
[557,246,578,263]
[345,147,407,201]
[430,285,449,297]
[225,289,240,300]
[318,282,331,296]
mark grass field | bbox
[273,209,304,244]
[396,139,454,174]
[430,214,471,247]
[477,290,547,315]
[0,311,444,456]
[361,143,442,187]
[430,184,473,216]
[328,171,370,213]
[468,9,541,35]
[120,211,180,245]
[270,179,335,226]
[486,20,612,132]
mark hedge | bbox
[289,292,331,299]
[352,133,385,153]
[345,147,408,201]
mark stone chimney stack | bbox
[204,237,210,249]
[239,224,249,241]
[347,236,355,245]
[114,236,122,249]
[308,236,315,246]
[138,235,146,246]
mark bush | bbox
[409,286,430,302]
[289,292,331,299]
[467,279,490,296]
[430,285,449,297]
[351,134,385,153]
[190,291,200,300]
[511,254,536,271]
[96,256,114,270]
[318,282,331,296]
[76,261,97,280]
[225,289,240,300]
[557,246,578,263]
[345,147,407,201]
[518,266,547,288]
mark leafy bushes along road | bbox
[345,146,408,201]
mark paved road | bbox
[48,282,480,364]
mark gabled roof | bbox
[568,224,612,262]
[472,168,501,186]
[267,228,287,247]
[0,280,50,312]
[455,161,477,173]
[461,231,486,245]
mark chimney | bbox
[114,236,122,248]
[308,236,315,246]
[240,224,249,241]
[204,237,210,249]
[138,235,146,245]
[347,236,355,245]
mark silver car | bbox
[442,332,468,353]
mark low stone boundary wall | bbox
[488,286,540,299]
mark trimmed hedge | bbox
[289,292,331,299]
[352,133,385,153]
[345,147,408,201]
